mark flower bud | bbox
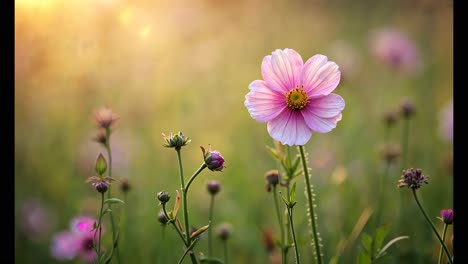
[162,132,191,149]
[383,110,398,127]
[441,209,454,225]
[201,145,225,172]
[95,153,107,176]
[217,223,232,241]
[157,211,168,224]
[400,98,416,119]
[157,191,170,205]
[120,178,131,193]
[206,180,221,195]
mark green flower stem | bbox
[176,149,202,264]
[287,206,301,264]
[185,164,208,194]
[285,146,293,244]
[412,190,452,264]
[299,145,323,264]
[208,195,215,258]
[94,192,105,260]
[162,205,189,247]
[437,224,449,264]
[178,238,200,264]
[272,185,286,264]
[104,128,121,264]
[223,240,228,264]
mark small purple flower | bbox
[94,181,109,193]
[441,209,454,224]
[86,176,114,194]
[201,145,225,172]
[206,180,221,195]
[398,168,429,189]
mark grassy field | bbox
[15,0,453,263]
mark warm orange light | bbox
[119,6,134,26]
[15,0,57,9]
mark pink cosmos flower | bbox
[244,49,345,146]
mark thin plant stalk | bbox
[104,128,121,264]
[175,149,198,264]
[299,145,323,264]
[208,195,215,258]
[162,205,189,246]
[437,224,449,264]
[412,190,452,264]
[287,206,301,264]
[178,238,200,264]
[223,240,228,264]
[94,192,105,260]
[272,185,286,264]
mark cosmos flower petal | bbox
[245,80,287,122]
[302,109,342,133]
[307,94,345,118]
[267,109,312,146]
[301,55,341,97]
[262,49,303,93]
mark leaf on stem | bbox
[173,190,181,218]
[104,198,125,205]
[190,225,210,239]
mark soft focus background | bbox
[15,0,453,263]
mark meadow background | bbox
[15,0,453,263]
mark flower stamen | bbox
[286,85,309,111]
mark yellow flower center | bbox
[285,85,309,111]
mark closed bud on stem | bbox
[201,145,225,171]
[162,132,191,150]
[95,153,107,176]
[207,180,221,195]
[157,191,170,205]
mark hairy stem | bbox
[299,145,323,264]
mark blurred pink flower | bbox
[19,199,56,241]
[439,100,453,143]
[51,216,102,263]
[51,231,78,261]
[244,48,345,146]
[94,106,119,129]
[370,28,422,74]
